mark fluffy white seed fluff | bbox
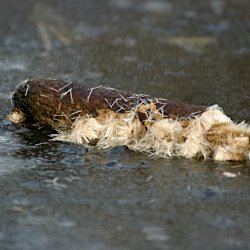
[52,105,250,161]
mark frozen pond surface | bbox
[0,1,250,249]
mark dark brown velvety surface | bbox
[12,79,207,128]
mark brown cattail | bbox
[8,78,250,161]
